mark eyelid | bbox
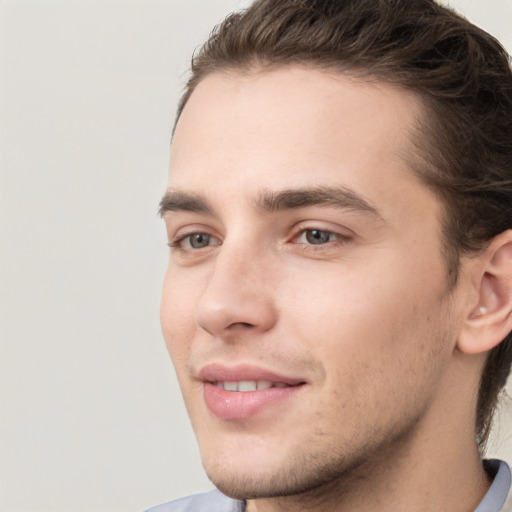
[287,223,355,256]
[290,221,354,241]
[171,232,221,250]
[168,224,222,252]
[294,229,343,244]
[167,221,217,241]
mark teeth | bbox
[217,380,280,392]
[238,381,257,392]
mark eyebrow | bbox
[159,186,382,219]
[159,190,214,217]
[255,186,381,217]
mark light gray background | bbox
[1,1,511,511]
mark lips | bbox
[216,380,291,391]
[198,364,306,420]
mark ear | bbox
[457,230,512,355]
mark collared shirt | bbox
[145,459,512,512]
[477,460,512,512]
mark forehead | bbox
[169,66,428,212]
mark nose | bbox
[194,243,278,338]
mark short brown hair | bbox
[175,0,512,448]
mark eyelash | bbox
[168,232,220,250]
[168,228,350,253]
[292,229,348,247]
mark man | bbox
[148,0,512,510]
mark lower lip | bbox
[203,382,303,420]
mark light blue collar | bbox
[475,459,511,512]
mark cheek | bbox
[282,276,453,447]
[160,267,198,364]
[282,258,451,385]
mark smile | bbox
[215,381,293,391]
[198,364,307,420]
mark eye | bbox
[296,229,341,245]
[171,232,220,250]
[187,233,212,249]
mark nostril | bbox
[232,322,255,329]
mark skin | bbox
[160,66,492,511]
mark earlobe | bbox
[457,231,512,355]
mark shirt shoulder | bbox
[501,472,512,512]
[476,459,512,512]
[144,489,245,512]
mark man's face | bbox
[161,66,462,498]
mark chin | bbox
[201,452,282,498]
[201,447,362,501]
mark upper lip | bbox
[197,363,307,386]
